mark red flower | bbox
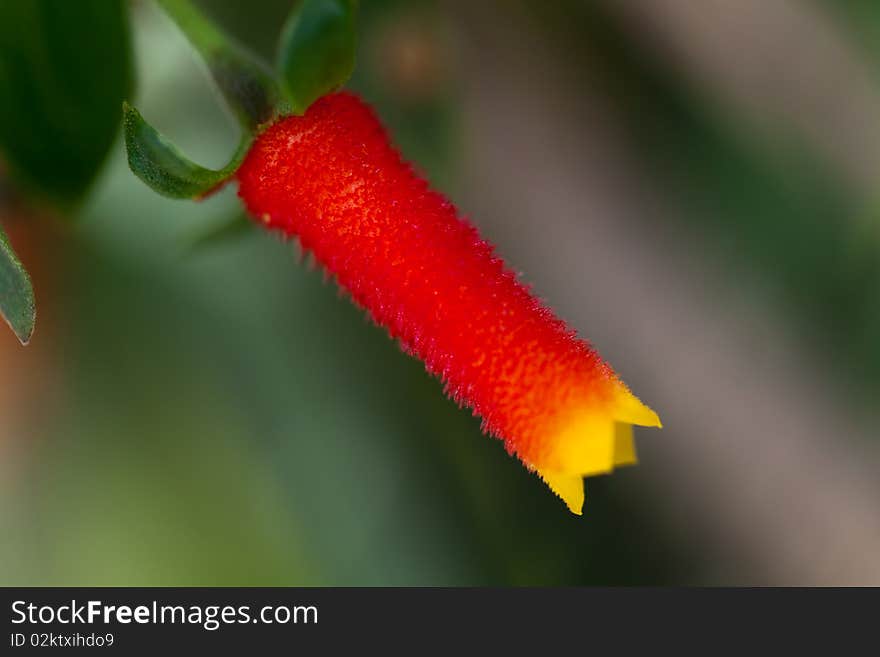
[237,92,660,513]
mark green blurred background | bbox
[1,0,879,585]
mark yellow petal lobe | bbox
[539,469,585,515]
[533,381,659,514]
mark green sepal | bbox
[277,0,358,114]
[123,102,249,200]
[156,0,278,131]
[0,225,36,345]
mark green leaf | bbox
[156,0,278,131]
[277,0,358,114]
[123,103,248,200]
[0,0,133,206]
[0,225,36,345]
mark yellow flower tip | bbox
[534,384,661,514]
[534,414,614,515]
[539,469,585,515]
[613,422,638,467]
[537,421,640,515]
[613,384,662,428]
[548,411,617,477]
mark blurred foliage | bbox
[532,0,880,406]
[823,0,880,71]
[0,0,132,205]
[0,0,132,341]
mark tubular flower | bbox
[236,92,660,514]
